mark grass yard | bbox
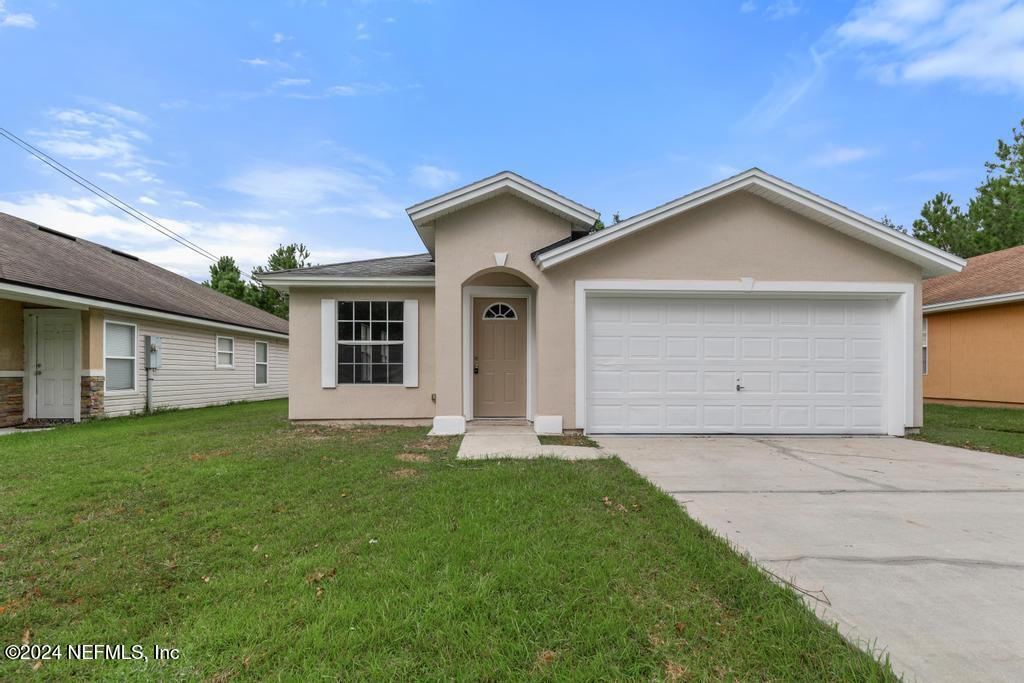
[912,403,1024,457]
[0,400,895,680]
[536,433,600,448]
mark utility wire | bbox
[0,126,222,264]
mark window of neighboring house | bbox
[337,300,404,384]
[255,341,269,386]
[922,318,929,375]
[216,336,235,368]
[104,321,137,392]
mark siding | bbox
[99,313,288,417]
[923,302,1024,405]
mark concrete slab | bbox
[456,423,609,460]
[601,436,1024,683]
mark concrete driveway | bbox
[600,436,1024,683]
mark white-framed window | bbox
[104,321,137,392]
[255,340,269,386]
[337,300,404,384]
[922,318,929,375]
[482,302,518,320]
[216,336,235,368]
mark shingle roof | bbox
[0,211,288,335]
[264,253,435,278]
[923,244,1024,306]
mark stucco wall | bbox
[431,190,925,427]
[924,303,1024,405]
[287,287,436,420]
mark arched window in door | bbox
[482,302,518,320]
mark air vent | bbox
[108,248,139,261]
[37,225,77,241]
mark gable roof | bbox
[0,211,288,335]
[257,253,435,289]
[923,244,1024,311]
[406,171,600,254]
[532,168,965,277]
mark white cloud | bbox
[31,106,156,181]
[766,0,800,19]
[0,1,35,28]
[807,146,877,166]
[742,48,826,130]
[836,0,1024,90]
[224,165,403,219]
[138,195,158,206]
[409,165,459,190]
[275,77,310,87]
[272,32,292,43]
[740,1,757,12]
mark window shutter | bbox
[403,299,419,388]
[321,299,336,388]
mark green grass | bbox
[537,433,601,448]
[0,400,894,681]
[912,402,1024,457]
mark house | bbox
[0,211,288,427]
[258,169,963,436]
[923,244,1024,407]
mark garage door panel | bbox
[587,297,889,434]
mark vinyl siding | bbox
[100,313,288,417]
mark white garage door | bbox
[586,297,889,434]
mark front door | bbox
[473,297,527,417]
[34,312,77,419]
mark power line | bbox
[0,126,222,264]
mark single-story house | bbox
[259,168,963,436]
[0,211,289,427]
[923,244,1024,407]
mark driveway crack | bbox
[763,555,1024,570]
[752,438,900,491]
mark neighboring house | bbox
[923,245,1024,407]
[0,212,289,427]
[259,169,963,436]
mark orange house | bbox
[923,245,1024,407]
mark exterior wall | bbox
[287,287,436,420]
[0,299,24,426]
[431,191,925,427]
[99,312,288,417]
[924,303,1024,405]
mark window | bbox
[216,336,235,368]
[255,341,269,386]
[337,300,404,384]
[482,302,518,320]
[922,318,929,375]
[104,321,137,392]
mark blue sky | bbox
[1,0,1022,278]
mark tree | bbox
[203,244,312,320]
[879,215,907,234]
[203,256,246,300]
[247,243,312,319]
[912,118,1024,257]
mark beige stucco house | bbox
[260,169,963,436]
[0,212,288,427]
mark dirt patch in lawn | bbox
[396,453,431,463]
[391,468,421,479]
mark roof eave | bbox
[533,169,965,278]
[924,290,1024,313]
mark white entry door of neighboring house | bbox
[586,297,889,434]
[34,311,78,420]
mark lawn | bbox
[912,403,1024,457]
[0,400,894,680]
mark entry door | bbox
[35,312,77,419]
[473,298,527,417]
[587,297,888,434]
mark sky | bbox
[1,0,1023,279]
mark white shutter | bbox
[321,299,336,388]
[403,299,419,388]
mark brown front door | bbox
[473,297,527,417]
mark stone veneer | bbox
[81,376,104,420]
[0,377,23,428]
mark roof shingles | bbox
[923,245,1024,306]
[0,212,288,334]
[263,253,435,278]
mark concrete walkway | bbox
[456,421,608,460]
[602,435,1024,683]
